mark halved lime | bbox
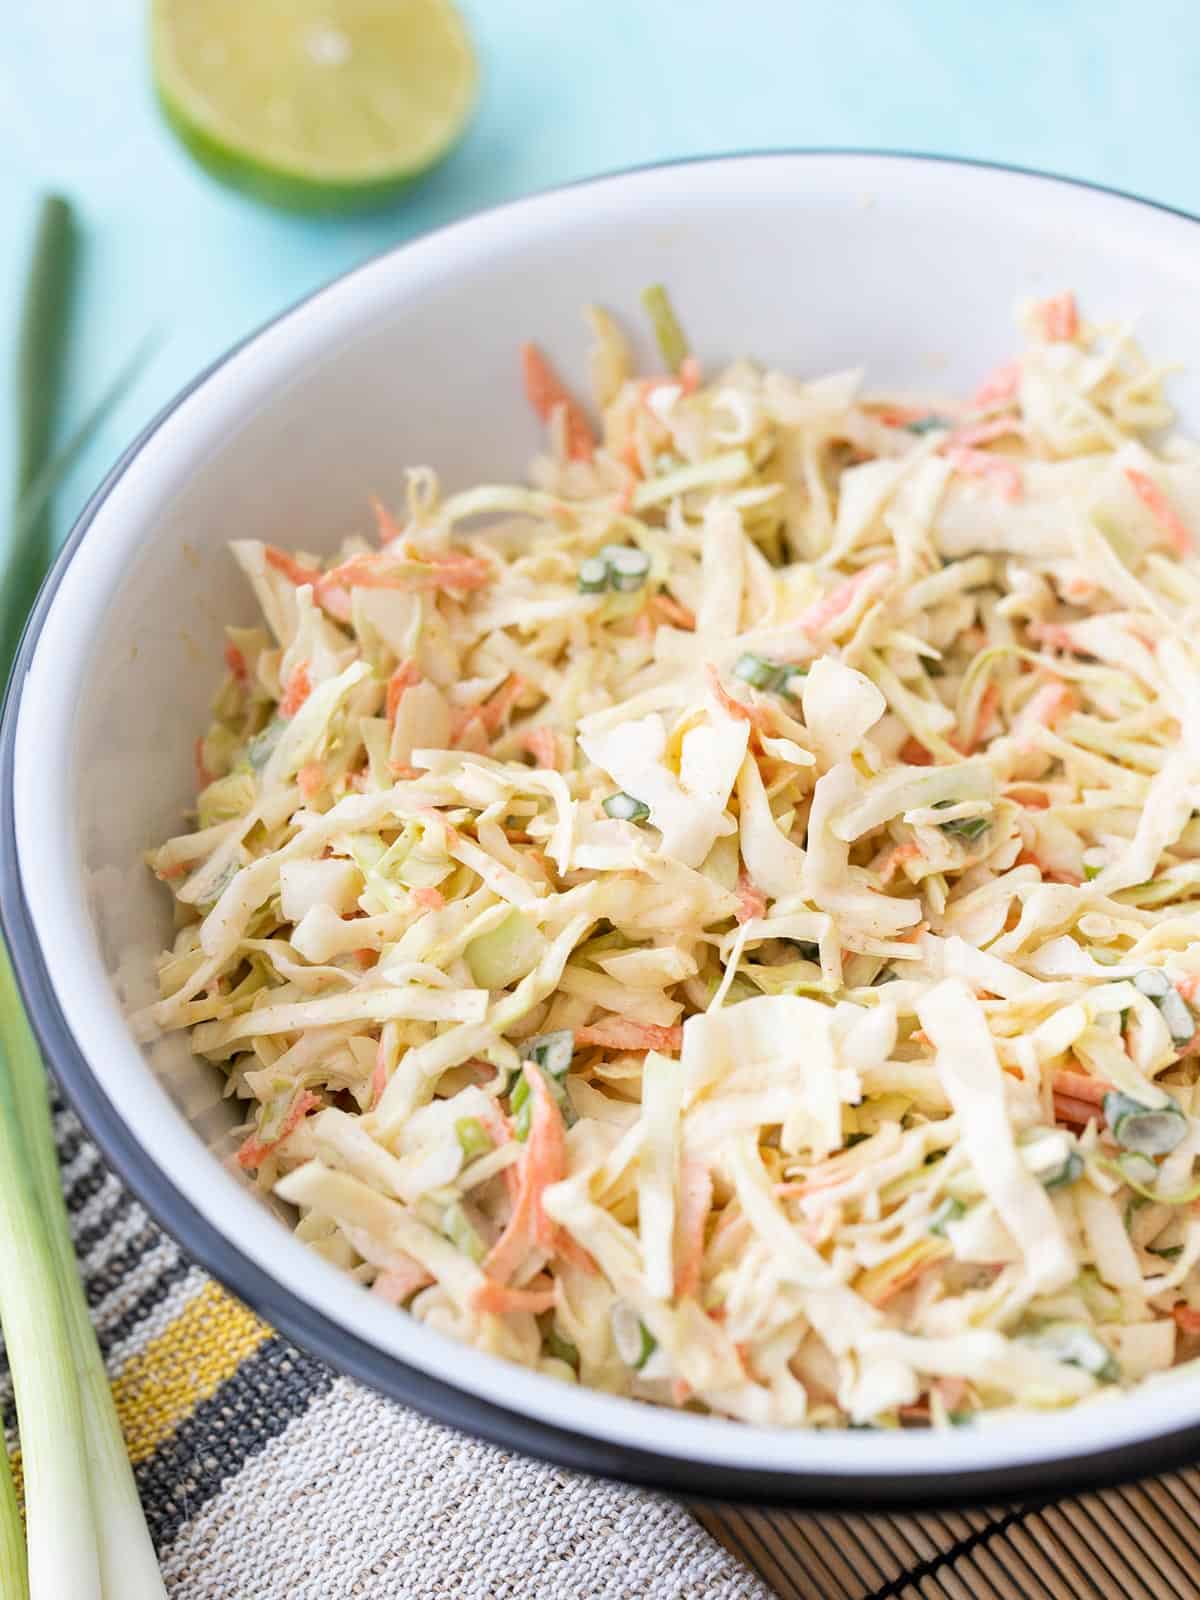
[151,0,478,213]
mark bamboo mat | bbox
[696,1476,1200,1599]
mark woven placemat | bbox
[6,1097,1200,1599]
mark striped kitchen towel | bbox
[9,1097,1200,1599]
[2,1098,769,1599]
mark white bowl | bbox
[6,152,1200,1506]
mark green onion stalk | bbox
[0,195,164,1596]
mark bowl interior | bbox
[14,152,1200,1493]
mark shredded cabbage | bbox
[147,290,1200,1427]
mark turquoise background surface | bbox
[1,1,1196,551]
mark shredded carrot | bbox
[1014,680,1076,747]
[237,1090,320,1170]
[553,1229,598,1275]
[679,355,702,395]
[935,1377,969,1413]
[1176,975,1200,1005]
[411,886,445,911]
[280,660,312,719]
[420,546,496,584]
[957,680,1000,755]
[156,861,188,881]
[472,1279,557,1317]
[879,841,921,885]
[675,1161,713,1301]
[1175,1305,1200,1334]
[224,640,247,682]
[798,560,894,637]
[1053,1069,1111,1106]
[900,736,934,766]
[480,673,529,735]
[448,706,490,752]
[947,446,1022,502]
[484,1065,568,1283]
[670,1378,692,1406]
[372,1255,433,1305]
[972,359,1021,410]
[875,406,926,427]
[369,494,404,544]
[385,658,422,724]
[297,762,325,800]
[1015,850,1082,886]
[705,663,775,733]
[316,550,492,607]
[1006,784,1051,809]
[388,762,421,779]
[474,1100,521,1205]
[1125,467,1193,557]
[1053,1092,1102,1128]
[575,1018,683,1054]
[194,735,214,790]
[518,726,561,771]
[735,871,767,925]
[1026,620,1081,653]
[369,1034,391,1110]
[865,1254,942,1309]
[946,416,1028,450]
[1038,292,1079,343]
[649,592,697,631]
[521,342,595,462]
[264,545,323,587]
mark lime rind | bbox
[150,0,478,215]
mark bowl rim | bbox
[7,148,1200,1509]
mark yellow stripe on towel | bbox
[110,1280,269,1464]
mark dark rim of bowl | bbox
[5,150,1200,1510]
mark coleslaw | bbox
[144,288,1200,1428]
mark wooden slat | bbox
[692,1469,1200,1600]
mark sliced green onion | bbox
[1130,970,1196,1044]
[1083,863,1102,881]
[1031,1322,1119,1383]
[612,1303,657,1369]
[1116,1151,1159,1188]
[1043,1151,1084,1190]
[525,1030,574,1079]
[546,1328,580,1369]
[455,1116,493,1162]
[1134,968,1171,1000]
[603,791,650,823]
[578,556,609,594]
[733,652,778,689]
[442,1202,485,1263]
[1104,1090,1188,1156]
[245,715,286,772]
[932,800,991,843]
[609,547,651,592]
[1101,1155,1200,1207]
[510,1070,531,1140]
[732,652,807,700]
[904,415,950,435]
[1150,1243,1184,1261]
[928,1196,965,1236]
[1160,990,1196,1045]
[640,282,690,373]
